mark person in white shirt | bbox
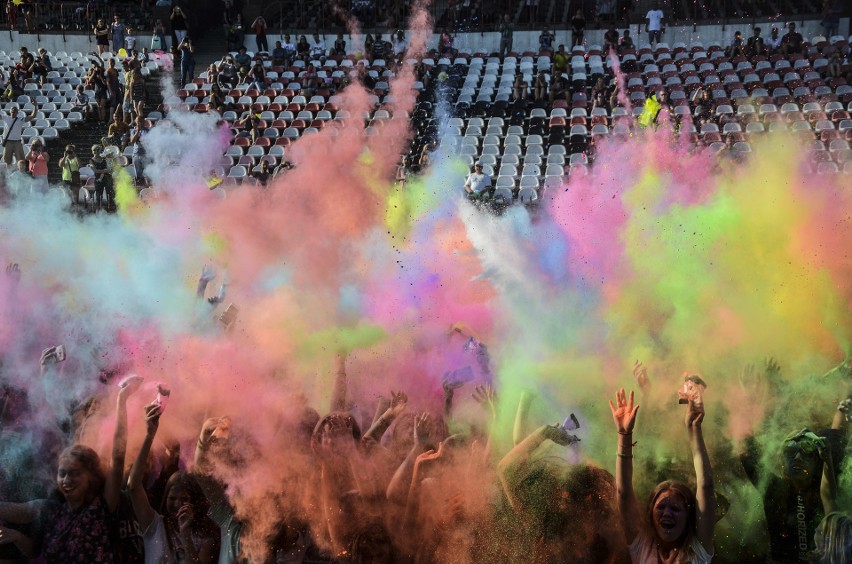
[766,27,782,52]
[392,30,407,62]
[1,106,36,165]
[464,163,492,200]
[310,33,326,58]
[645,5,664,45]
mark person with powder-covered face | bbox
[610,388,716,563]
[0,372,145,562]
[739,395,848,563]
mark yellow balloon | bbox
[12,0,22,5]
[118,48,127,57]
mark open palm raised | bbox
[609,388,639,434]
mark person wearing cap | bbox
[464,163,492,200]
[1,106,37,166]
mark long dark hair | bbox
[160,471,218,556]
[57,445,105,502]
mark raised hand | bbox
[414,440,446,472]
[413,412,431,447]
[633,361,650,393]
[199,264,216,283]
[472,384,497,420]
[143,403,161,435]
[176,503,194,532]
[5,263,21,286]
[386,390,408,418]
[684,397,705,429]
[609,388,639,434]
[543,423,580,446]
[117,374,144,400]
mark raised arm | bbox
[127,403,161,532]
[106,375,143,513]
[472,384,497,461]
[363,390,407,443]
[0,501,45,524]
[330,353,348,412]
[685,397,715,552]
[498,423,577,511]
[512,389,534,446]
[386,412,432,504]
[610,388,641,545]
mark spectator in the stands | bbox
[208,83,226,113]
[570,11,584,49]
[59,144,81,197]
[311,33,326,59]
[372,33,390,60]
[16,47,33,78]
[392,30,406,62]
[129,67,146,121]
[271,41,286,66]
[604,25,619,54]
[1,106,36,166]
[821,0,840,38]
[553,44,568,73]
[90,144,114,209]
[746,27,765,56]
[233,14,245,47]
[691,85,713,126]
[124,28,137,54]
[179,37,196,89]
[335,33,348,56]
[539,26,555,52]
[533,70,548,101]
[71,85,90,119]
[104,58,122,124]
[296,35,310,62]
[281,34,296,64]
[549,74,566,102]
[826,50,843,78]
[645,3,664,45]
[780,22,803,55]
[152,19,167,51]
[111,15,126,53]
[464,163,491,200]
[526,0,539,24]
[252,16,268,53]
[512,73,528,101]
[301,64,319,97]
[620,29,634,51]
[206,63,220,86]
[234,46,251,73]
[30,48,51,87]
[766,27,781,52]
[218,56,238,89]
[94,18,110,54]
[171,6,189,46]
[252,160,271,187]
[498,14,513,57]
[5,0,16,32]
[138,48,150,65]
[25,139,49,193]
[236,112,261,144]
[244,60,266,92]
[438,29,454,57]
[86,62,108,123]
[363,34,374,59]
[725,31,745,57]
[107,116,131,149]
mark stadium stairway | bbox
[47,76,165,184]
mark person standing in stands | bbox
[570,9,585,48]
[251,16,268,53]
[171,6,189,46]
[25,138,49,193]
[179,37,196,88]
[111,15,126,53]
[498,14,513,57]
[645,3,664,45]
[1,106,36,166]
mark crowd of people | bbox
[0,313,850,563]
